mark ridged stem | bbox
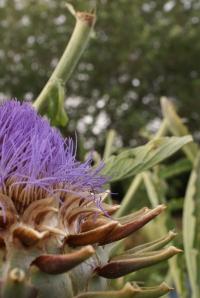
[33,11,96,111]
[115,174,143,217]
[103,130,116,161]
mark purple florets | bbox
[0,100,107,208]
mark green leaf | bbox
[46,80,68,127]
[102,136,193,182]
[159,158,192,179]
[183,154,200,298]
[142,172,187,298]
[161,97,198,162]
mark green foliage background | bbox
[0,0,200,149]
[0,2,199,297]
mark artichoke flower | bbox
[0,101,180,298]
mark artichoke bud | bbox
[0,101,180,298]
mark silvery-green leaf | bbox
[183,154,200,298]
[103,136,192,182]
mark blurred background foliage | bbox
[0,0,200,151]
[0,1,199,296]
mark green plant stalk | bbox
[183,155,200,298]
[142,172,187,298]
[114,119,168,218]
[142,172,159,207]
[103,129,116,161]
[115,174,143,217]
[103,130,117,204]
[33,11,96,111]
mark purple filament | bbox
[0,100,107,203]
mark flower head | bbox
[0,100,107,212]
[0,103,179,298]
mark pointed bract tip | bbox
[32,245,95,274]
[169,246,183,254]
[160,282,174,291]
[168,230,178,238]
[156,204,167,211]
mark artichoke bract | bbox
[0,101,180,298]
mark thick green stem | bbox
[142,171,160,207]
[103,129,116,161]
[115,174,143,217]
[33,11,96,111]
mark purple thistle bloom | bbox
[0,100,107,212]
